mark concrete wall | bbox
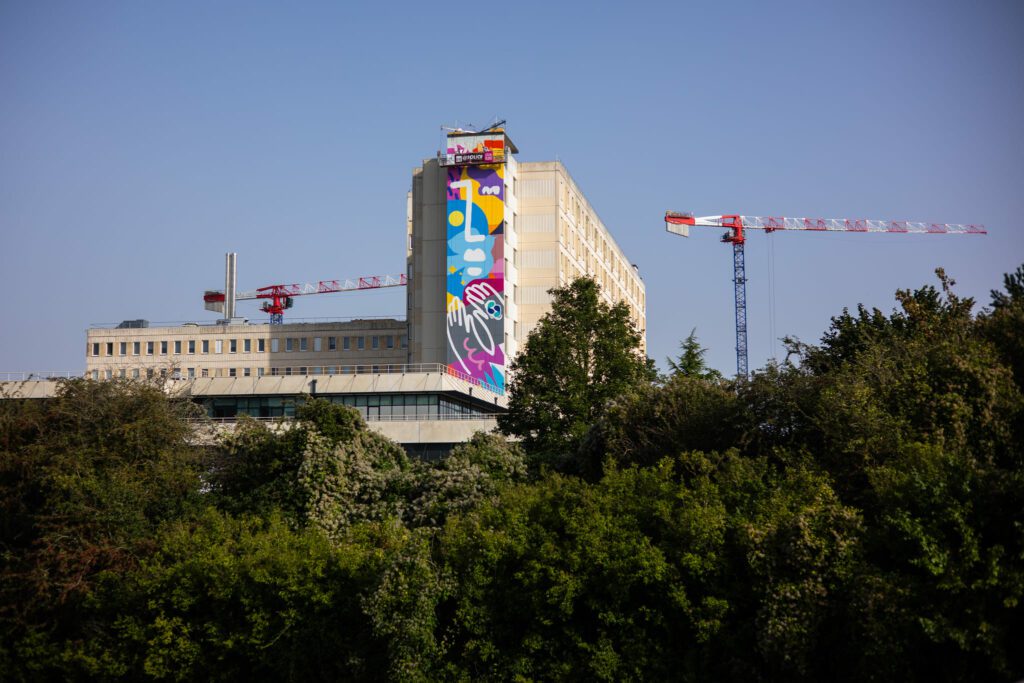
[370,417,498,444]
[409,155,647,366]
[85,319,407,380]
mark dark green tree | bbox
[978,263,1024,391]
[666,328,723,380]
[497,277,655,464]
[0,378,203,678]
[84,509,396,681]
[433,452,863,681]
[786,269,1024,680]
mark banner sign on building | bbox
[445,154,506,393]
[442,134,507,167]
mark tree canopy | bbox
[1,267,1022,681]
[497,277,655,464]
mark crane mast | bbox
[664,211,986,378]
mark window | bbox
[132,369,140,379]
[343,337,350,351]
[174,340,181,354]
[386,335,394,349]
[357,337,365,350]
[372,335,379,349]
[271,338,279,352]
[91,343,100,356]
[286,338,294,352]
[229,339,237,353]
[300,338,308,352]
[312,367,321,375]
[146,369,154,379]
[313,337,322,352]
[147,342,154,355]
[188,340,195,354]
[133,341,141,355]
[201,340,209,353]
[298,367,307,375]
[215,340,223,354]
[243,339,251,353]
[243,367,251,377]
[106,342,113,356]
[400,335,408,349]
[201,368,209,378]
[160,341,168,355]
[257,338,265,352]
[187,367,195,378]
[91,370,99,380]
[328,336,337,351]
[257,367,264,377]
[270,367,279,376]
[118,369,126,378]
[285,367,293,376]
[119,342,127,355]
[229,368,236,377]
[104,370,112,380]
[327,366,336,375]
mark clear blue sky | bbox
[2,0,1021,376]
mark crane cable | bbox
[767,231,777,363]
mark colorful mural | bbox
[444,134,506,166]
[446,160,505,393]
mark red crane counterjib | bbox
[202,274,408,323]
[253,274,408,299]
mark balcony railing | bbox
[4,363,505,397]
[189,413,502,424]
[0,371,80,381]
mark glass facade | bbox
[199,392,490,420]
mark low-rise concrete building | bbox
[85,318,408,381]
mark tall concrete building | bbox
[75,125,645,439]
[407,129,646,395]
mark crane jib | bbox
[663,209,986,378]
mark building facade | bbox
[407,130,646,396]
[85,319,407,381]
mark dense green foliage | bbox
[497,277,656,463]
[1,267,1021,681]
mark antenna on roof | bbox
[442,120,479,134]
[480,118,506,133]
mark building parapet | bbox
[87,316,406,330]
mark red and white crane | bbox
[205,274,407,324]
[664,212,986,377]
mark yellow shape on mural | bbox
[449,210,464,227]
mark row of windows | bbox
[89,335,408,357]
[90,364,411,381]
[202,393,487,420]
